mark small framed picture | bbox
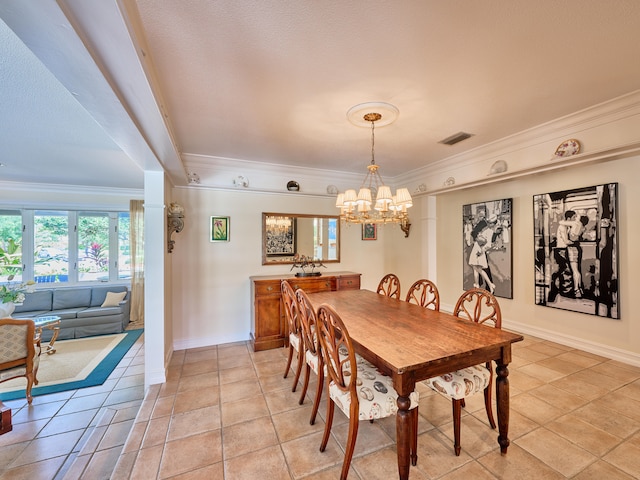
[362,223,377,240]
[210,216,230,242]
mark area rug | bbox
[0,329,143,401]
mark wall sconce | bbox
[400,217,411,238]
[167,202,185,253]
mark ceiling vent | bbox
[439,131,473,146]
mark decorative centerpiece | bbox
[290,253,326,277]
[0,276,36,317]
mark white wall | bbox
[434,155,639,362]
[169,187,423,349]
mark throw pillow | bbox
[101,291,127,307]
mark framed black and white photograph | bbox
[463,198,513,298]
[264,215,296,256]
[533,183,619,318]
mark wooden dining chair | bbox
[316,304,420,479]
[405,279,440,311]
[376,273,401,299]
[295,288,324,424]
[281,281,304,392]
[425,287,501,455]
[0,318,41,404]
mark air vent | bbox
[439,131,473,146]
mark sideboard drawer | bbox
[337,274,361,290]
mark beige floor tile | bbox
[536,356,587,376]
[281,431,344,478]
[218,365,257,385]
[1,456,67,480]
[354,446,428,480]
[571,459,636,480]
[167,405,221,441]
[98,418,135,450]
[603,438,640,478]
[141,415,170,449]
[478,443,565,479]
[527,341,570,358]
[177,371,219,392]
[527,383,590,412]
[159,430,223,478]
[219,378,264,404]
[438,460,498,480]
[224,444,291,480]
[264,387,306,415]
[10,429,84,468]
[217,354,253,371]
[183,347,218,364]
[38,409,98,437]
[173,385,220,414]
[547,413,622,456]
[412,429,473,478]
[510,392,565,424]
[150,394,175,419]
[331,418,394,458]
[220,394,269,426]
[515,427,597,477]
[572,402,640,439]
[438,413,501,458]
[169,462,224,479]
[591,390,640,422]
[517,363,568,384]
[130,444,163,480]
[508,369,545,392]
[222,415,279,459]
[81,445,123,479]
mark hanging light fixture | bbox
[336,103,412,236]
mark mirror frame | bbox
[262,212,341,265]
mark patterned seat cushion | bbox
[426,365,491,400]
[289,332,301,352]
[329,357,419,420]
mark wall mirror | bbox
[262,213,340,265]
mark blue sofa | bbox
[13,285,130,340]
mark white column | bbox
[143,171,167,388]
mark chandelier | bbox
[265,215,292,232]
[335,103,412,236]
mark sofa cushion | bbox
[77,306,122,318]
[14,290,53,313]
[90,285,128,307]
[12,310,52,319]
[52,288,92,310]
[101,291,127,307]
[50,308,88,319]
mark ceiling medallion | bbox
[336,103,412,237]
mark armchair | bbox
[0,318,41,405]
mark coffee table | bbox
[34,315,61,354]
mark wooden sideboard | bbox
[250,271,361,351]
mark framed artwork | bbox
[210,216,230,242]
[533,183,619,318]
[264,215,296,256]
[462,198,513,298]
[362,223,377,240]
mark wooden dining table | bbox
[306,289,524,480]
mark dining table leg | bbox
[396,394,412,480]
[495,361,511,454]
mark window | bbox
[0,209,130,286]
[34,210,70,283]
[0,210,23,282]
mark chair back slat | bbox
[405,279,440,311]
[453,288,501,328]
[376,274,401,299]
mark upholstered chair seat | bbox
[0,318,41,404]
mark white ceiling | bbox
[1,1,639,190]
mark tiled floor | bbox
[2,333,640,479]
[0,334,145,480]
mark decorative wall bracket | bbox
[400,217,411,238]
[167,202,185,253]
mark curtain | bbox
[129,200,144,324]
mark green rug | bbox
[0,329,143,402]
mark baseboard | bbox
[503,319,640,367]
